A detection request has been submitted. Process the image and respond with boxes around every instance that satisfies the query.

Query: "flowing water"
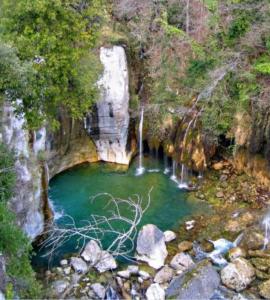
[33,155,209,270]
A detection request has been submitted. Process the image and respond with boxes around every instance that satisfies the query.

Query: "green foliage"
[0,143,41,298]
[0,0,104,129]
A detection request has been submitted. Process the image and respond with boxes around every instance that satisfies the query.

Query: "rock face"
[85,46,132,165]
[166,261,220,300]
[0,102,45,239]
[136,224,168,269]
[221,258,255,292]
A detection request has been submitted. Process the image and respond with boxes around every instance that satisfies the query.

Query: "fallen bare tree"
[40,188,153,262]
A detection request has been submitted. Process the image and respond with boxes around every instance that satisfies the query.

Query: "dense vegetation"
[0,143,41,298]
[0,0,104,129]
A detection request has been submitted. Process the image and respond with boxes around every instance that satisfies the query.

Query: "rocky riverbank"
[43,159,270,300]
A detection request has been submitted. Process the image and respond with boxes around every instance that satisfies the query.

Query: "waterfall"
[179,164,189,189]
[170,160,178,183]
[136,107,145,176]
[164,155,170,174]
[262,212,270,249]
[88,46,131,165]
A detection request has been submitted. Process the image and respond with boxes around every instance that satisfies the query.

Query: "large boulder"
[170,253,194,274]
[166,260,220,300]
[95,251,117,273]
[70,257,88,274]
[81,240,102,265]
[136,224,168,269]
[146,283,165,300]
[221,258,255,292]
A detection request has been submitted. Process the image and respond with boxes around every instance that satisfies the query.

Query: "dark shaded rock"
[166,260,220,300]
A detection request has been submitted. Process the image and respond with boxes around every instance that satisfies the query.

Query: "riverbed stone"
[239,231,265,250]
[136,224,168,269]
[166,260,220,300]
[259,279,270,299]
[70,257,88,274]
[178,241,193,252]
[60,259,68,266]
[91,283,106,299]
[81,240,102,264]
[63,266,71,275]
[52,280,69,295]
[146,283,165,300]
[117,270,130,279]
[95,251,117,273]
[154,265,174,284]
[164,230,176,242]
[221,258,255,292]
[170,252,194,274]
[138,270,151,280]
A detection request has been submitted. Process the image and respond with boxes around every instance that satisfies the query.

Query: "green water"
[33,156,208,269]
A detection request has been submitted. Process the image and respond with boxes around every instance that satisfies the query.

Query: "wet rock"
[259,279,270,299]
[221,258,255,292]
[178,241,193,252]
[228,247,246,261]
[146,283,165,300]
[117,270,130,279]
[70,257,88,274]
[154,265,174,284]
[81,240,102,264]
[240,231,264,250]
[250,257,270,271]
[225,212,255,233]
[170,253,194,274]
[200,240,214,252]
[52,280,69,295]
[166,260,220,300]
[164,231,176,242]
[92,283,106,299]
[136,224,168,269]
[95,251,117,273]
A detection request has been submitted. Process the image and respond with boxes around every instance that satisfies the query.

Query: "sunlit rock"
[95,251,117,273]
[164,230,176,242]
[146,283,165,300]
[70,257,88,274]
[136,224,168,269]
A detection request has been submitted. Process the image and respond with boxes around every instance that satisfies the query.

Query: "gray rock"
[92,283,106,299]
[117,270,130,279]
[81,240,102,264]
[136,224,168,269]
[221,258,255,292]
[170,253,194,274]
[154,265,174,284]
[63,266,71,275]
[138,270,151,280]
[70,257,88,274]
[52,280,69,295]
[166,260,220,300]
[164,231,176,242]
[146,283,165,300]
[95,251,117,273]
